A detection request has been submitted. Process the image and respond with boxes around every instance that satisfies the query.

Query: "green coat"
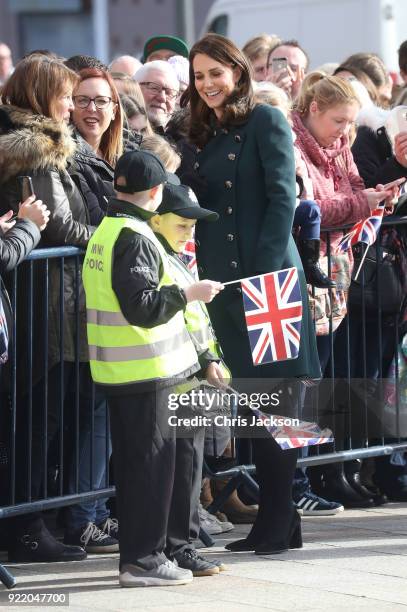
[194,104,321,382]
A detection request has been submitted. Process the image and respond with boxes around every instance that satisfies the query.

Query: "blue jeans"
[294,200,321,241]
[65,392,112,531]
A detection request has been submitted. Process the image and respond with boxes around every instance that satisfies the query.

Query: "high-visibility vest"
[167,252,231,382]
[82,215,198,386]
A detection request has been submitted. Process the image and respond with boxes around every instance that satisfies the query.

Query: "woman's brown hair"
[333,63,378,103]
[1,54,78,119]
[75,67,123,166]
[188,33,255,148]
[341,53,388,90]
[110,72,145,107]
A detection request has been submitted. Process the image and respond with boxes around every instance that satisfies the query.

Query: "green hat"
[143,35,189,62]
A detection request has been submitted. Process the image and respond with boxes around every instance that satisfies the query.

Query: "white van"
[201,0,407,72]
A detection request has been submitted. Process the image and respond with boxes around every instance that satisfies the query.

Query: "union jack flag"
[336,205,385,253]
[241,268,303,365]
[250,407,333,450]
[179,238,198,279]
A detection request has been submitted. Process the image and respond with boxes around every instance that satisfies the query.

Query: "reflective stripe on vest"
[82,216,198,386]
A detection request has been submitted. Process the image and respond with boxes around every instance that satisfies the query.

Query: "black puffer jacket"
[352,108,407,188]
[69,131,114,225]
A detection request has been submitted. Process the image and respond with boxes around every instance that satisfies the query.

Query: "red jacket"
[292,112,370,254]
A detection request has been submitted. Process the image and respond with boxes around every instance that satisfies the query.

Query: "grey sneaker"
[199,504,234,534]
[119,559,193,587]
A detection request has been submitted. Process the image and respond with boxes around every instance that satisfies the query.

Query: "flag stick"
[222,278,245,286]
[353,243,369,281]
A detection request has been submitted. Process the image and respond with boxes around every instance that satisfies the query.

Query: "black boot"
[255,509,302,555]
[345,460,388,506]
[298,239,336,288]
[8,518,87,563]
[310,462,375,508]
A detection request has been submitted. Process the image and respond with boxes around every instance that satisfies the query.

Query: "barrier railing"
[1,217,407,586]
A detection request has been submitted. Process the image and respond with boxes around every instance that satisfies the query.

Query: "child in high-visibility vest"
[150,183,234,565]
[82,150,225,588]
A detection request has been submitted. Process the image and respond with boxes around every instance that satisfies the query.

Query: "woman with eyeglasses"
[61,68,125,554]
[70,67,123,224]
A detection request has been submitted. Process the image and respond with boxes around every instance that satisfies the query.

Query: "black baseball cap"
[158,184,219,221]
[114,150,179,194]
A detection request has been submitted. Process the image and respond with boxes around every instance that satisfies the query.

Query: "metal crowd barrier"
[1,216,407,587]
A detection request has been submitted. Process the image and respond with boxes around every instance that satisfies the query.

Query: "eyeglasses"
[139,82,178,100]
[73,95,113,109]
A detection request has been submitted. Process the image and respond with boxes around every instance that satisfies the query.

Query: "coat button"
[193,161,200,170]
[213,129,217,136]
[227,234,234,241]
[225,180,232,188]
[228,153,236,161]
[222,128,229,134]
[226,206,233,215]
[236,287,242,294]
[230,261,238,269]
[235,134,241,142]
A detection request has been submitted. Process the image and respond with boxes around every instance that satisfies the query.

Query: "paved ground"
[1,503,407,611]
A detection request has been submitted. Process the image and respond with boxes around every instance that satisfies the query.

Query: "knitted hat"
[168,55,189,86]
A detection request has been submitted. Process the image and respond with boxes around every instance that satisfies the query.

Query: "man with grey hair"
[109,54,142,78]
[0,42,13,86]
[134,60,179,130]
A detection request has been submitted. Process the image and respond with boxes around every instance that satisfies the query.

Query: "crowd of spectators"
[1,28,407,586]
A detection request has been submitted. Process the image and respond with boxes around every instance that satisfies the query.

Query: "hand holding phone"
[382,177,406,190]
[18,196,50,231]
[271,57,288,73]
[18,176,35,202]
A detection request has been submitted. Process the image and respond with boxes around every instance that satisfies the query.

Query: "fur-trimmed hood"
[357,105,389,132]
[0,105,76,184]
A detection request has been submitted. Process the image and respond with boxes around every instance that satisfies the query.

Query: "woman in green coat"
[188,34,320,554]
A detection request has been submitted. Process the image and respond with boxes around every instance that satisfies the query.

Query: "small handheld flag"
[249,406,333,450]
[241,268,303,365]
[336,205,385,254]
[180,238,198,279]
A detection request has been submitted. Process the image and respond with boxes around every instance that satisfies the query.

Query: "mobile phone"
[382,177,406,190]
[396,107,407,133]
[271,57,288,73]
[17,176,35,202]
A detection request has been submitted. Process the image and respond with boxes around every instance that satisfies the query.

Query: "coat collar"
[0,105,75,184]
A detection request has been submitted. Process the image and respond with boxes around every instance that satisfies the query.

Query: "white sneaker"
[119,559,193,587]
[199,504,234,534]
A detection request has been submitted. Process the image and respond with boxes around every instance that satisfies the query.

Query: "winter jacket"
[69,130,114,225]
[0,105,94,387]
[0,219,41,387]
[352,106,407,188]
[193,104,321,384]
[292,112,370,255]
[102,197,199,395]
